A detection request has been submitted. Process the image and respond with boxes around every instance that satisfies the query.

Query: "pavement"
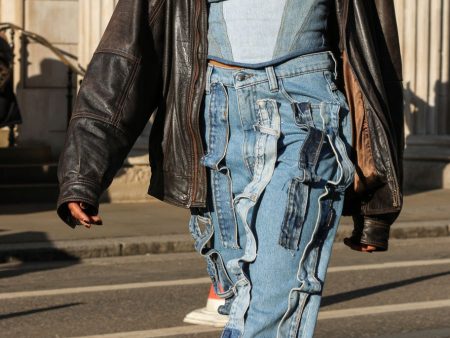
[0,189,448,261]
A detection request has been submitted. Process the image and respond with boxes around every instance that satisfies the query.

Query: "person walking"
[56,1,404,337]
[0,32,22,129]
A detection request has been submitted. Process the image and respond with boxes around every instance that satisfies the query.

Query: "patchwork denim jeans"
[188,51,354,338]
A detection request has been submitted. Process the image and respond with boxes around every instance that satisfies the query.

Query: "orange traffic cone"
[183,284,229,327]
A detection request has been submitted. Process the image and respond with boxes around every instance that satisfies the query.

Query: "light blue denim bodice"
[207,0,331,68]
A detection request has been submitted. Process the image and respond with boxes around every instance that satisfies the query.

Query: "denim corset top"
[207,0,331,68]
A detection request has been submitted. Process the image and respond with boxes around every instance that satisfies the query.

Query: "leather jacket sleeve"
[339,0,404,251]
[56,0,162,227]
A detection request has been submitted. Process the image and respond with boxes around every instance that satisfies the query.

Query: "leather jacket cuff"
[349,214,395,251]
[56,181,101,228]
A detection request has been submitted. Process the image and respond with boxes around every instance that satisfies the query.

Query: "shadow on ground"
[0,303,84,320]
[0,203,57,215]
[321,270,450,308]
[0,231,80,278]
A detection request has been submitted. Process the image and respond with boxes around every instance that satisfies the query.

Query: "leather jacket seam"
[361,206,402,215]
[58,196,97,204]
[70,113,128,135]
[162,170,193,178]
[112,56,141,128]
[94,48,140,62]
[149,0,166,26]
[163,195,190,209]
[365,107,401,209]
[60,178,100,189]
[361,104,381,179]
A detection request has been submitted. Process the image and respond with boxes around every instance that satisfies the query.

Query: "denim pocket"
[323,70,350,111]
[188,212,214,254]
[188,211,235,298]
[279,70,336,106]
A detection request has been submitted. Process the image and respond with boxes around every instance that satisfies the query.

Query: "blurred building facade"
[0,0,151,203]
[0,0,449,200]
[394,0,450,191]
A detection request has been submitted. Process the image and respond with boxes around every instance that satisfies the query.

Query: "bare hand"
[67,202,103,229]
[343,237,377,253]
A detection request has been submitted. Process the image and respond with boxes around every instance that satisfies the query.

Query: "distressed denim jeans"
[188,51,354,338]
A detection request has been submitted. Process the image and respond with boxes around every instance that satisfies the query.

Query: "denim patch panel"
[207,0,331,67]
[205,250,235,298]
[221,328,242,338]
[201,81,240,249]
[188,213,235,298]
[201,82,229,170]
[212,168,240,249]
[224,98,281,334]
[279,178,309,250]
[188,212,214,254]
[292,100,341,134]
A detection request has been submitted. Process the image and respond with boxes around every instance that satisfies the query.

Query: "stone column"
[394,0,450,190]
[0,0,23,26]
[78,0,119,69]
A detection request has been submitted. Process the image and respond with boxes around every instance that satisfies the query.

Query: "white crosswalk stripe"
[1,258,449,300]
[327,258,450,272]
[68,299,450,338]
[69,325,223,338]
[0,277,211,300]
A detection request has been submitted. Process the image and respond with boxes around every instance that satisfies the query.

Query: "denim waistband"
[205,51,338,91]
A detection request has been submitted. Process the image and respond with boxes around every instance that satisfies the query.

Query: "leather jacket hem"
[349,213,399,251]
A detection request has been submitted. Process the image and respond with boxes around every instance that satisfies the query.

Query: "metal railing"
[0,22,86,147]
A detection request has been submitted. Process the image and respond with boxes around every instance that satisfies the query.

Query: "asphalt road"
[0,237,449,338]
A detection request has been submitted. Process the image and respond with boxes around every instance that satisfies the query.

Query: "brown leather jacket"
[57,0,404,251]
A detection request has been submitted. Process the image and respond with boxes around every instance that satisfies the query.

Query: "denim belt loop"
[265,66,279,93]
[327,51,338,80]
[205,64,214,94]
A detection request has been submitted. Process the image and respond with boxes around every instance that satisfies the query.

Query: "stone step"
[0,183,59,204]
[0,163,58,184]
[0,146,53,164]
[0,128,10,147]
